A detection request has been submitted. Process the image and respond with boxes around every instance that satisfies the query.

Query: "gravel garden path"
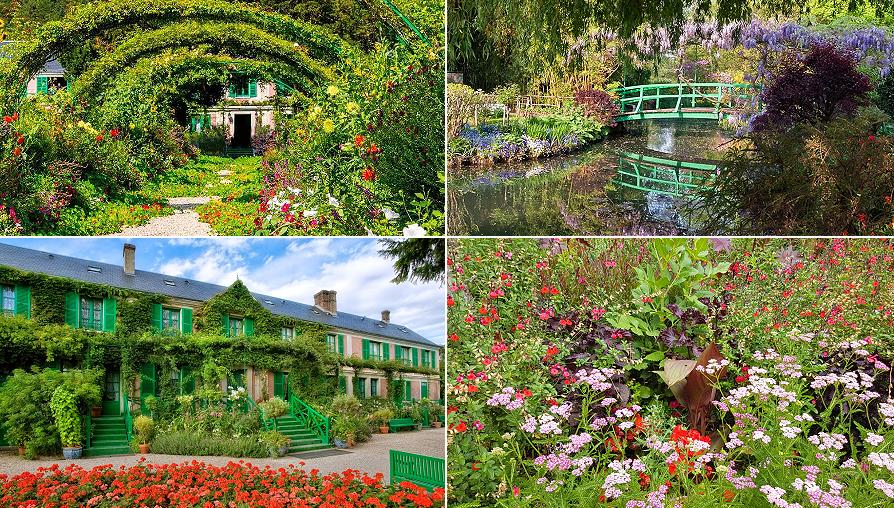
[109,197,215,237]
[0,428,445,482]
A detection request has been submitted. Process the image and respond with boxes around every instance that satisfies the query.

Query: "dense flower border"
[0,460,444,508]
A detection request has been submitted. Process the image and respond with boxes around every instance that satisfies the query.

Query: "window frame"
[369,340,383,360]
[80,296,104,331]
[229,317,244,337]
[161,307,180,332]
[281,327,294,340]
[1,286,14,316]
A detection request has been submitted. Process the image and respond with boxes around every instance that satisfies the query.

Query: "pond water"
[447,120,735,236]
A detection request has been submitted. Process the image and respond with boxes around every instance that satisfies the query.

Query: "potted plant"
[134,415,155,454]
[258,396,289,430]
[259,430,290,457]
[369,408,394,434]
[50,386,83,459]
[331,418,354,449]
[91,406,102,418]
[430,403,444,428]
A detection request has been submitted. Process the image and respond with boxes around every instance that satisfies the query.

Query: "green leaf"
[644,350,665,362]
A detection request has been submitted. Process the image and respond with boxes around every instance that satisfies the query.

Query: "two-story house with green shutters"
[0,242,442,424]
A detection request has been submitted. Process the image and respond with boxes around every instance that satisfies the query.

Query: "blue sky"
[0,238,445,343]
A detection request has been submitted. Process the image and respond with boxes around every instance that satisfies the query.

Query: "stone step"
[287,442,331,453]
[83,445,132,457]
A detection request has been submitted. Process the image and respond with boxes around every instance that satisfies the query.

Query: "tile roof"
[0,242,438,348]
[0,41,65,75]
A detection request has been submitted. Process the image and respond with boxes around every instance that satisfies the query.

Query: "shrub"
[49,386,81,448]
[752,43,872,131]
[573,88,620,126]
[258,429,289,457]
[329,394,363,419]
[446,83,483,139]
[133,415,155,445]
[702,106,894,234]
[190,125,227,155]
[150,431,268,457]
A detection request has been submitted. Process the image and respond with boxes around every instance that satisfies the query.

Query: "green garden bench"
[389,450,445,491]
[388,418,417,432]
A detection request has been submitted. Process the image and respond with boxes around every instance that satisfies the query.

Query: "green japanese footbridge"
[613,82,759,123]
[0,0,431,109]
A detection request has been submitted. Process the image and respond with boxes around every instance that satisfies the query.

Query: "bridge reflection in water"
[613,151,718,197]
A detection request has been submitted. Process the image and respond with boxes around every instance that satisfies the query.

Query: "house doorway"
[232,114,252,148]
[273,371,289,400]
[102,367,121,416]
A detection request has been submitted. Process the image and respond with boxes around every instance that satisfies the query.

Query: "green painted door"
[102,368,121,416]
[273,371,289,400]
[421,382,429,399]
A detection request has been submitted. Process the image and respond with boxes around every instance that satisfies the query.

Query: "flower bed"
[0,460,445,507]
[448,112,609,166]
[447,238,894,506]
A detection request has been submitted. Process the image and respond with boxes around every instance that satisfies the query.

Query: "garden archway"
[0,0,355,107]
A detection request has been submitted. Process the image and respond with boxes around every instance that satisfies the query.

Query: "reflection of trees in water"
[449,121,733,235]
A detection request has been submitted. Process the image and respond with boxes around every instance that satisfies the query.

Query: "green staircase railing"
[614,151,717,197]
[123,393,133,442]
[247,396,275,431]
[390,450,445,491]
[613,82,757,122]
[289,395,330,446]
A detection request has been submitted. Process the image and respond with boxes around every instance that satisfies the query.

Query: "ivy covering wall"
[0,266,441,400]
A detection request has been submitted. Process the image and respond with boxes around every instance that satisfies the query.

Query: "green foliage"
[369,406,395,426]
[258,396,288,421]
[258,42,444,236]
[150,430,268,457]
[329,393,364,418]
[378,238,445,284]
[702,106,894,234]
[134,415,155,445]
[446,83,483,139]
[49,385,81,447]
[258,429,289,456]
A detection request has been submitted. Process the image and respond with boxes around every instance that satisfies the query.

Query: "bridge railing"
[614,83,757,117]
[614,151,717,197]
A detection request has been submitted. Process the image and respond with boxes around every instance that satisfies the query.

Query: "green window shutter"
[362,338,370,360]
[140,363,156,400]
[412,348,419,367]
[151,303,163,331]
[244,318,254,336]
[64,292,79,328]
[180,308,193,334]
[228,83,235,97]
[405,381,412,401]
[382,343,390,361]
[338,375,346,393]
[395,346,403,361]
[14,286,30,318]
[203,115,210,129]
[180,367,194,394]
[222,315,230,337]
[248,80,258,98]
[421,382,429,399]
[36,76,48,94]
[102,297,117,332]
[337,334,344,356]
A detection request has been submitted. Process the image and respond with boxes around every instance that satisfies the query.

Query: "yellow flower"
[345,102,360,115]
[322,119,335,133]
[326,85,340,96]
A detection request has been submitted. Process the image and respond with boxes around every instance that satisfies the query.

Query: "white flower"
[402,223,427,237]
[328,194,340,207]
[382,208,399,220]
[304,210,318,217]
[867,433,885,447]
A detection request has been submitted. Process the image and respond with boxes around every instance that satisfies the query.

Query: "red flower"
[110,128,120,138]
[367,143,380,154]
[454,421,467,432]
[16,136,24,145]
[12,147,20,157]
[96,134,104,142]
[362,167,376,181]
[354,134,365,146]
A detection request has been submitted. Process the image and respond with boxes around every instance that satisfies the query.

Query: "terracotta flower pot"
[432,421,442,428]
[139,444,150,454]
[91,407,102,418]
[17,446,25,456]
[379,425,389,434]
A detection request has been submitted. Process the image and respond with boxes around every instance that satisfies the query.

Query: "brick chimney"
[381,310,390,323]
[314,290,337,315]
[123,243,136,276]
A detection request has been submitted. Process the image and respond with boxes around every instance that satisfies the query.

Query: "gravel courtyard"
[0,428,445,482]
